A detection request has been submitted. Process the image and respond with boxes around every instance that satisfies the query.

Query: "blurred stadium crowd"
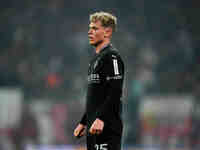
[0,0,200,150]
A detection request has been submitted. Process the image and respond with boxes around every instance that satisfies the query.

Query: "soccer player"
[74,11,125,150]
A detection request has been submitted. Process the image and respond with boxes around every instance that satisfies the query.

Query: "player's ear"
[104,27,112,38]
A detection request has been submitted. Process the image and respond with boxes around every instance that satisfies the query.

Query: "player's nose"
[88,28,93,35]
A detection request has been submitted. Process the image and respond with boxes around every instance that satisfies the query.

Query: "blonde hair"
[90,11,117,32]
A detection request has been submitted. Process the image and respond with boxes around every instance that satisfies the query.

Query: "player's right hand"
[74,123,86,138]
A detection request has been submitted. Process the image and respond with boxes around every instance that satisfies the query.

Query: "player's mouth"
[88,36,93,39]
[89,37,94,42]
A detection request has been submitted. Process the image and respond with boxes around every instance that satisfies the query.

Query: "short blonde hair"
[90,11,117,32]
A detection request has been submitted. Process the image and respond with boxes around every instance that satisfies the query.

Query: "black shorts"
[86,127,122,150]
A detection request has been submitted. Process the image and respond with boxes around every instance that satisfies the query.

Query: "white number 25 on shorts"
[95,144,108,150]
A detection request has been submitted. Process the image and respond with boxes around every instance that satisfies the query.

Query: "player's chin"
[89,40,97,45]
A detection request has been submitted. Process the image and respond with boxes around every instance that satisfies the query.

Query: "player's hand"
[89,118,104,135]
[74,123,86,138]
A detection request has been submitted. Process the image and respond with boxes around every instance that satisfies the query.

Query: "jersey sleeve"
[96,53,124,122]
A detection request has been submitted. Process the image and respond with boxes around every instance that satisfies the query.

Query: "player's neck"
[95,39,110,54]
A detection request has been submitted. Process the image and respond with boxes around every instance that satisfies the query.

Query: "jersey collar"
[96,43,112,55]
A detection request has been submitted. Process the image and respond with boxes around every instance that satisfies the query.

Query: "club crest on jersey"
[112,54,117,58]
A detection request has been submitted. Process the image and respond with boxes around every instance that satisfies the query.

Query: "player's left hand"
[89,118,104,135]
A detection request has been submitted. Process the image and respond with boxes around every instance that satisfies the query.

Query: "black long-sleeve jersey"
[80,44,125,135]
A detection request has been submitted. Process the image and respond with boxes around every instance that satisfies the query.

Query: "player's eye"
[89,26,99,33]
[92,27,98,31]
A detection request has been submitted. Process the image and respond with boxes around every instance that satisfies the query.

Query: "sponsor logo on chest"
[88,73,100,83]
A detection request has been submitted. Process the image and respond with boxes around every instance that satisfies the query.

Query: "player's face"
[88,21,106,46]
